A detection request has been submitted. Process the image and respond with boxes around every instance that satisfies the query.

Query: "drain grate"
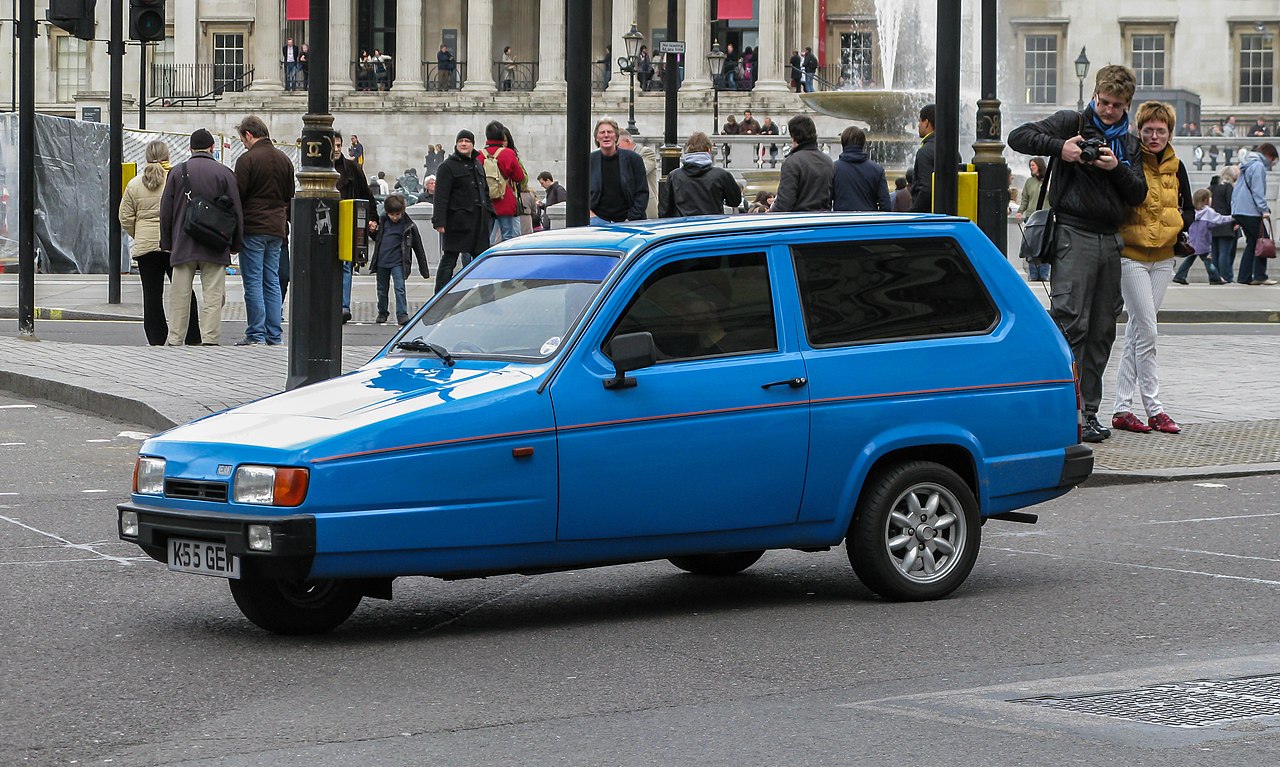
[1092,419,1280,472]
[1016,674,1280,728]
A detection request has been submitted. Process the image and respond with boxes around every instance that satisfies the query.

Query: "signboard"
[658,41,685,54]
[81,107,101,122]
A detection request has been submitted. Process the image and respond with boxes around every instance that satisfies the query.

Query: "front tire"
[848,461,980,601]
[669,550,764,576]
[228,578,364,635]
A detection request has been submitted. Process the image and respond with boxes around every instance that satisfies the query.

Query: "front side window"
[401,254,618,360]
[608,253,777,363]
[793,238,998,347]
[1024,34,1058,105]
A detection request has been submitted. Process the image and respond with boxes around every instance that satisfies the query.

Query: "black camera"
[1078,137,1107,163]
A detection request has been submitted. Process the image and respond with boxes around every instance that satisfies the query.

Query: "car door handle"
[761,377,808,390]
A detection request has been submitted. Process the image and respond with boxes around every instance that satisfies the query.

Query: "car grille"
[165,479,229,503]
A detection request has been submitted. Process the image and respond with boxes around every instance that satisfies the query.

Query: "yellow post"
[337,198,354,262]
[121,162,137,195]
[933,164,979,223]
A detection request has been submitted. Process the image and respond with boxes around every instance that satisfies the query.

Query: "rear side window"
[792,237,998,347]
[608,252,777,362]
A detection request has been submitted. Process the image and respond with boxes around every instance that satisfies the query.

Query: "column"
[536,0,566,91]
[395,0,426,91]
[175,0,197,68]
[606,0,636,94]
[682,0,710,91]
[754,0,788,91]
[466,0,496,91]
[330,0,354,91]
[250,0,283,90]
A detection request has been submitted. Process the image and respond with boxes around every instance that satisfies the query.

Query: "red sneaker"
[1148,413,1182,434]
[1112,412,1153,433]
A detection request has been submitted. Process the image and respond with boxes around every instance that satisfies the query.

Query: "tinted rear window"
[793,237,998,347]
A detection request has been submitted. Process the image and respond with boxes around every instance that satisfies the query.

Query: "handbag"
[1258,220,1277,259]
[1018,157,1056,263]
[1173,232,1195,256]
[180,161,238,251]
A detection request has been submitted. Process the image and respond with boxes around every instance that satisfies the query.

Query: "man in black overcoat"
[431,129,494,293]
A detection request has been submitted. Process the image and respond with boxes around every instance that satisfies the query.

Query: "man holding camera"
[1008,65,1148,443]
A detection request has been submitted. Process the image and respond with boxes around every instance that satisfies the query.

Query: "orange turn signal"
[272,468,310,507]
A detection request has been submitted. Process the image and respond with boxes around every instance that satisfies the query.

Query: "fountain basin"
[800,90,931,134]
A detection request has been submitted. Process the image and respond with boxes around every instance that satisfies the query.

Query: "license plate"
[168,537,241,579]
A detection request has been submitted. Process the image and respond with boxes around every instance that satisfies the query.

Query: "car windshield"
[397,253,619,360]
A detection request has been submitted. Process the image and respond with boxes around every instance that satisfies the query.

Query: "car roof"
[486,212,969,258]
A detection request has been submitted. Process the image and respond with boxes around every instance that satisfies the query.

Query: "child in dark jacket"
[368,194,430,324]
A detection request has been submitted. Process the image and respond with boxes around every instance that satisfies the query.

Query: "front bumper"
[1059,443,1094,488]
[118,502,317,580]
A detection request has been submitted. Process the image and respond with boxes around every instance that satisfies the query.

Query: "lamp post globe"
[706,40,725,134]
[1074,46,1090,111]
[621,22,643,135]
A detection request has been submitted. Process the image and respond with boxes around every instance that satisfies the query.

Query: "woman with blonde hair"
[119,140,199,345]
[1111,101,1193,435]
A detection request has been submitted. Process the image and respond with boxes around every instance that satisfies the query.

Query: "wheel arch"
[838,431,986,536]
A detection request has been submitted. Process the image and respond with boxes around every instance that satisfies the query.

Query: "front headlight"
[134,457,166,495]
[233,465,309,506]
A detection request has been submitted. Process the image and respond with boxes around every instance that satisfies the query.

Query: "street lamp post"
[706,41,725,135]
[1075,47,1090,111]
[971,0,1008,251]
[617,22,644,136]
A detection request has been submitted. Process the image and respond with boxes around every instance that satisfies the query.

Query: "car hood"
[141,359,548,459]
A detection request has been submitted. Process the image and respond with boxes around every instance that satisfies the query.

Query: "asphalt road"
[2,393,1279,766]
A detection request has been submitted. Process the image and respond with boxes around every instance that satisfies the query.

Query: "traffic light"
[47,0,97,41]
[129,0,165,43]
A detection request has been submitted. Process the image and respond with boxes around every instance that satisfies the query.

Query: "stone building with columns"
[2,1,1276,177]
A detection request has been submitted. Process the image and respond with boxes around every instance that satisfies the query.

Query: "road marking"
[0,442,25,447]
[0,404,37,409]
[994,547,1280,587]
[0,515,135,565]
[1193,482,1229,488]
[81,489,109,493]
[1159,547,1280,564]
[1147,512,1280,525]
[0,556,152,567]
[86,439,112,443]
[118,431,150,440]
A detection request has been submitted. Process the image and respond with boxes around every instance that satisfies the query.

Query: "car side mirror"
[604,332,657,390]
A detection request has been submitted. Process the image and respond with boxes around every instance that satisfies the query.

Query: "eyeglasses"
[1139,127,1169,137]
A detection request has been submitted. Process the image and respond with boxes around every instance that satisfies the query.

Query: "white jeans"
[1112,257,1173,417]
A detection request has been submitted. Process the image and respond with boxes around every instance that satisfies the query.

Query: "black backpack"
[180,160,237,250]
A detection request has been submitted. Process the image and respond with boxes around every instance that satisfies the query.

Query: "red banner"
[286,0,308,21]
[718,0,753,21]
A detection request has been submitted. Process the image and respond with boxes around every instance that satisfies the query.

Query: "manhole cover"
[1016,674,1280,728]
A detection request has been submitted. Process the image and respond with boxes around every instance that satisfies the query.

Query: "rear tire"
[848,461,980,601]
[669,550,764,576]
[228,578,364,635]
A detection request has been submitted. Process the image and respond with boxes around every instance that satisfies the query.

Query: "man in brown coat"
[160,128,244,346]
[233,115,295,345]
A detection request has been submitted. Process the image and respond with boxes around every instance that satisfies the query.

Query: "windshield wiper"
[395,338,455,366]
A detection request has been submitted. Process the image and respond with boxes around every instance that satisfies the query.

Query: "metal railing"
[423,61,466,91]
[352,58,394,91]
[592,62,609,91]
[495,60,538,91]
[147,64,254,106]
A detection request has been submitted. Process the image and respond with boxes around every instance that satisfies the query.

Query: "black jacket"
[1007,108,1147,233]
[772,143,834,213]
[659,161,742,217]
[1210,180,1236,238]
[589,148,649,221]
[334,155,373,203]
[369,213,430,277]
[432,150,494,254]
[908,133,936,212]
[832,146,891,212]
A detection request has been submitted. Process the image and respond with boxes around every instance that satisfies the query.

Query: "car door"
[550,245,810,541]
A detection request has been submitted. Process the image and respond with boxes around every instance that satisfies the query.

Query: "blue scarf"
[1088,101,1133,166]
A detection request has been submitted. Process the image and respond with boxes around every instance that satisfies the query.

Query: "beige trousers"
[168,262,226,345]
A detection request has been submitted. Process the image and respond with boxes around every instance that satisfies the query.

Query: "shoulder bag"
[1258,220,1277,259]
[1019,156,1057,263]
[181,161,238,250]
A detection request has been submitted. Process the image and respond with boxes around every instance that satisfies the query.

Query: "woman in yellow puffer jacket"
[120,140,198,345]
[1111,101,1193,435]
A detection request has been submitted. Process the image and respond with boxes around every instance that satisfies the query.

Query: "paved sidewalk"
[2,273,1280,485]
